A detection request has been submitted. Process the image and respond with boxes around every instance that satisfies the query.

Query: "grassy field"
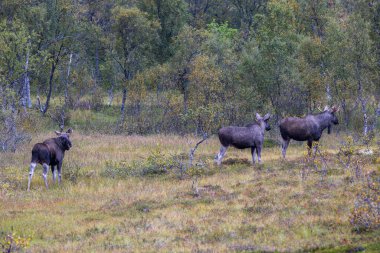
[0,132,379,252]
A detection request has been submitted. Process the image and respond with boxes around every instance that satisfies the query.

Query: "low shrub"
[0,231,31,253]
[350,171,380,232]
[101,149,184,178]
[62,161,82,183]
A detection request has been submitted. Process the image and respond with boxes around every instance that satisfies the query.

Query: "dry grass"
[0,132,379,252]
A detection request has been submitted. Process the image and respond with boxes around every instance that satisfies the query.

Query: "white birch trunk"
[24,46,32,108]
[355,61,369,136]
[65,53,73,106]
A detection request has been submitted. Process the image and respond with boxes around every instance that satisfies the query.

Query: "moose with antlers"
[279,106,339,158]
[27,128,73,191]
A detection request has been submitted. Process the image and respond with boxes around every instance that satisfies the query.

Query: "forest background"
[0,0,380,150]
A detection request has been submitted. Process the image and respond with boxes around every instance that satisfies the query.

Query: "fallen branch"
[188,133,210,168]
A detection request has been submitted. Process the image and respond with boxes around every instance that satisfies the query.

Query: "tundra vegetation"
[1,133,380,252]
[0,0,380,252]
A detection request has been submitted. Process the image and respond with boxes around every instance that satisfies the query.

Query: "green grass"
[0,132,379,252]
[70,108,119,133]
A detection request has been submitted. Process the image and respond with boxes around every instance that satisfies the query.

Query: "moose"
[27,128,73,191]
[279,106,339,158]
[215,113,271,165]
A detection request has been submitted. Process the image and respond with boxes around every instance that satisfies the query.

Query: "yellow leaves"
[338,136,355,156]
[128,73,147,103]
[182,54,226,132]
[0,232,32,251]
[0,182,10,194]
[126,64,171,104]
[188,55,223,105]
[187,165,204,177]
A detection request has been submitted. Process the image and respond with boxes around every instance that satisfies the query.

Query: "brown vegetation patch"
[229,244,277,252]
[99,198,126,213]
[222,157,252,165]
[196,184,237,201]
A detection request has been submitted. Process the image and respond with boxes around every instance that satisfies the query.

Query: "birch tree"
[346,15,377,136]
[111,7,160,131]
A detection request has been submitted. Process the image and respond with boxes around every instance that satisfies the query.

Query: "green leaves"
[0,19,29,85]
[240,0,303,115]
[0,0,379,135]
[112,7,160,79]
[138,0,188,60]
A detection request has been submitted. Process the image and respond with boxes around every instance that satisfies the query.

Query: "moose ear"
[263,113,271,121]
[256,113,262,121]
[55,131,61,136]
[66,128,73,134]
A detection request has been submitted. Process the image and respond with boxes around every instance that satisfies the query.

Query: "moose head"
[256,113,271,131]
[55,128,73,150]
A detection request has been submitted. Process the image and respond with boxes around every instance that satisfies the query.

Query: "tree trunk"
[360,98,368,136]
[58,52,73,129]
[23,46,32,109]
[325,82,331,103]
[183,80,188,114]
[117,69,132,132]
[341,99,350,127]
[355,60,368,136]
[319,62,331,103]
[95,43,101,84]
[117,87,128,132]
[42,62,56,115]
[65,53,73,107]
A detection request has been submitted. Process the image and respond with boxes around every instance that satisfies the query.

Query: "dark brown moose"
[27,128,73,191]
[215,113,271,165]
[279,106,339,158]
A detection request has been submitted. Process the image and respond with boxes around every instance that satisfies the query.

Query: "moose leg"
[42,163,49,189]
[312,140,319,156]
[216,146,228,166]
[282,139,290,159]
[256,145,262,163]
[251,146,256,164]
[307,140,313,156]
[51,165,56,184]
[57,162,62,185]
[27,162,37,191]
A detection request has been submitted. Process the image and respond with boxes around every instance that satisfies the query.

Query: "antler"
[331,105,339,112]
